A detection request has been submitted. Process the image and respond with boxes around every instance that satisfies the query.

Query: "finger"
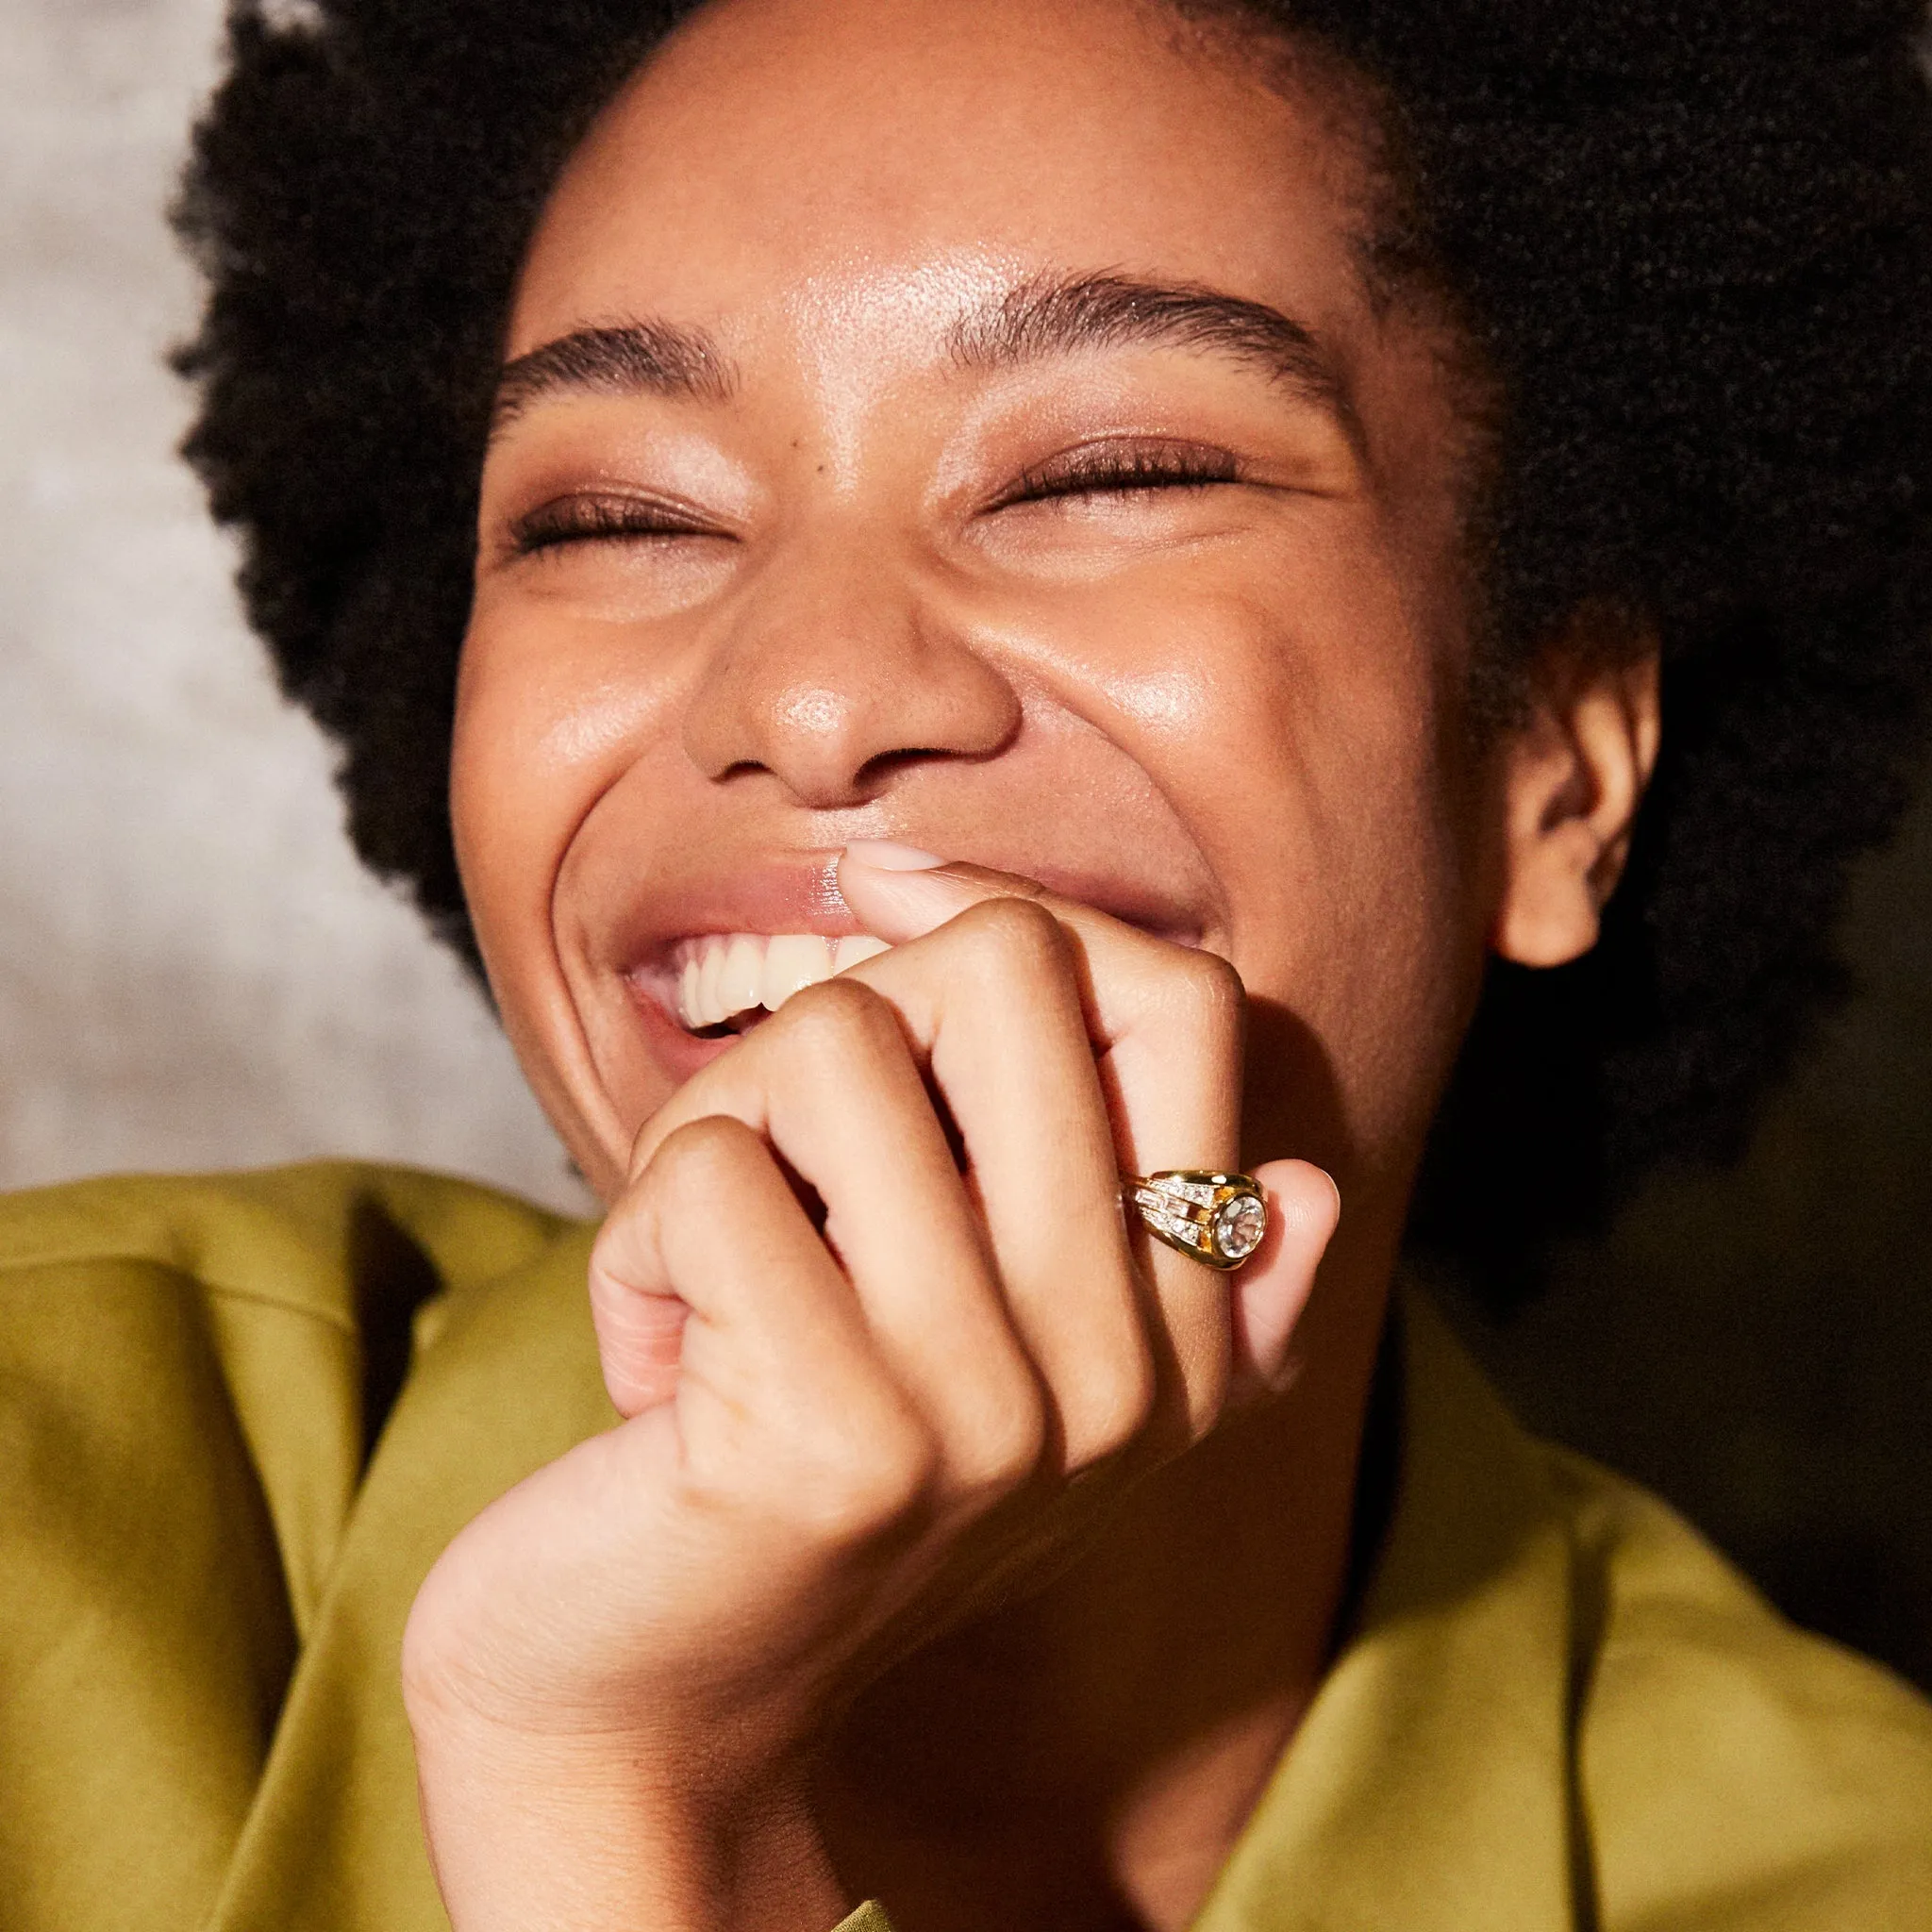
[1225,1159,1341,1399]
[591,1113,866,1419]
[816,897,1165,1468]
[626,983,1049,1501]
[839,845,1248,1436]
[838,850,1243,1174]
[634,924,1159,1475]
[591,1114,943,1551]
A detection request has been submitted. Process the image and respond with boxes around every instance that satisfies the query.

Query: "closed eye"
[989,441,1242,512]
[507,492,724,558]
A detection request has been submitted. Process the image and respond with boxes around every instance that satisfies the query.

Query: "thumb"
[1229,1158,1340,1399]
[587,1191,690,1419]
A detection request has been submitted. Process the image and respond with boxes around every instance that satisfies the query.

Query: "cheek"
[451,614,678,1188]
[450,630,557,995]
[1178,575,1485,1196]
[453,615,664,958]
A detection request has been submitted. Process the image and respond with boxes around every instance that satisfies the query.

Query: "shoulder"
[0,1160,581,1637]
[1545,1442,1932,1930]
[0,1162,589,1929]
[0,1160,577,1586]
[0,1158,578,1600]
[0,1159,569,1324]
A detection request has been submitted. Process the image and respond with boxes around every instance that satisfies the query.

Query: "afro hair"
[171,0,1932,1294]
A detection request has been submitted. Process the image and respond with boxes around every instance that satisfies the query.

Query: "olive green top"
[3,1162,1928,1931]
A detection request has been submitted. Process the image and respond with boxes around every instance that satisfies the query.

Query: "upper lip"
[606,854,859,982]
[604,847,1208,982]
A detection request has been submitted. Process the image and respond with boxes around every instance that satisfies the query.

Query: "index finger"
[836,844,1246,1178]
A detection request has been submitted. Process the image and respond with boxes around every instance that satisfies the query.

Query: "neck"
[816,1237,1397,1932]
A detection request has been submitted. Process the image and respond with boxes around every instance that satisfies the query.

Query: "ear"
[1493,628,1661,968]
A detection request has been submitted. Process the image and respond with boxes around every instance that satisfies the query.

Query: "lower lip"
[624,975,748,1082]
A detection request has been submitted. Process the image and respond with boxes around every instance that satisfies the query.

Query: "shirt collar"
[1194,1290,1581,1929]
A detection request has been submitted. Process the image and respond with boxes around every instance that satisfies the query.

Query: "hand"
[403,855,1340,1932]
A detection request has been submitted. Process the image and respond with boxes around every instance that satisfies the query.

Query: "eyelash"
[508,496,704,557]
[991,444,1242,508]
[506,445,1241,557]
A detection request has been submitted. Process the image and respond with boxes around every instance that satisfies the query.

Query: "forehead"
[508,0,1383,366]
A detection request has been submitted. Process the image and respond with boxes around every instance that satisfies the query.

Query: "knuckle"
[1065,1333,1159,1466]
[798,1403,939,1541]
[952,1385,1049,1498]
[1172,947,1246,1034]
[951,896,1068,977]
[398,1577,466,1716]
[645,1112,761,1196]
[771,973,902,1059]
[399,1539,513,1729]
[1151,942,1243,1051]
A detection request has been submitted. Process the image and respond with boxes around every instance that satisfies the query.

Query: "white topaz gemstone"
[1213,1193,1267,1261]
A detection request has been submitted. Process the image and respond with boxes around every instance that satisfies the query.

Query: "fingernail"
[842,840,945,872]
[837,841,968,943]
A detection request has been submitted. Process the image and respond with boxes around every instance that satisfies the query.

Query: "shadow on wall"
[1442,761,1932,1695]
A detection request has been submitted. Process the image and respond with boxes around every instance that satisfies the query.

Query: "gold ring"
[1123,1171,1268,1273]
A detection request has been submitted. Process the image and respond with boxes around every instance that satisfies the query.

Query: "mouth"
[610,848,1209,1065]
[654,930,895,1035]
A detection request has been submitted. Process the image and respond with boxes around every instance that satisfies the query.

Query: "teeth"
[834,934,891,970]
[673,932,892,1030]
[718,934,763,1018]
[762,934,834,1008]
[698,941,725,1021]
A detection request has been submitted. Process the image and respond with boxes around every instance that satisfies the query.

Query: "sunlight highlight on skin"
[781,254,1021,492]
[1098,665,1215,735]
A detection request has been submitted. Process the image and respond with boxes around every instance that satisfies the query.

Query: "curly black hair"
[171,0,1932,1291]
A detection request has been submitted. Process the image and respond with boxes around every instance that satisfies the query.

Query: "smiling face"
[455,0,1507,1222]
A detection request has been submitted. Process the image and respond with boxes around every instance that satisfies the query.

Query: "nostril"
[854,746,958,791]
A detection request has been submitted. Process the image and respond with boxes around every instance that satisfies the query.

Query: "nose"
[680,541,1021,808]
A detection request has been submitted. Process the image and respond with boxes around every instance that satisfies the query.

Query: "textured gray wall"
[0,0,585,1212]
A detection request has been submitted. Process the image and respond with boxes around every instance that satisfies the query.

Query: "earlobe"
[1491,635,1661,970]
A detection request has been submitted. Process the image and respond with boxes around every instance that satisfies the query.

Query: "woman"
[6,0,1932,1925]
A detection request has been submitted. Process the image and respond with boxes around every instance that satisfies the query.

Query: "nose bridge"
[680,523,1020,806]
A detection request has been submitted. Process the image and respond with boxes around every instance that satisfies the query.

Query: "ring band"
[1123,1171,1268,1273]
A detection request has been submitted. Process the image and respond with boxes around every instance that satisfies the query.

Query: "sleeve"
[0,1253,300,1931]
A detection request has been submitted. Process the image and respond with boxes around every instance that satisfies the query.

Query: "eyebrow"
[491,320,736,435]
[948,271,1357,429]
[491,272,1354,438]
